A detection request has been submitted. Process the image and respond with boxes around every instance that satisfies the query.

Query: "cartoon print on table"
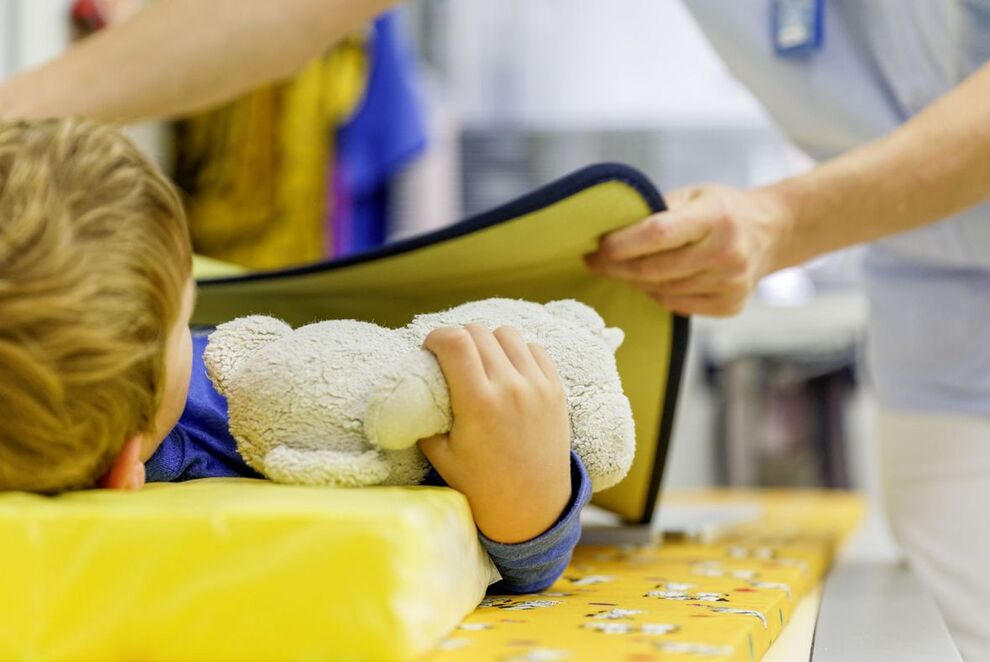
[437,638,472,651]
[727,545,776,560]
[582,622,635,635]
[502,648,571,662]
[655,641,734,657]
[722,546,810,575]
[641,623,679,636]
[565,575,614,586]
[589,545,659,563]
[645,587,729,603]
[692,561,727,578]
[704,605,770,629]
[480,599,562,611]
[751,580,793,599]
[771,558,811,575]
[582,622,679,636]
[586,608,645,620]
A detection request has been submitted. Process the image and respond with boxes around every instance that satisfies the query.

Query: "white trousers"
[877,409,990,662]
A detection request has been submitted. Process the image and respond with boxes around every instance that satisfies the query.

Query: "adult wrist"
[756,177,805,274]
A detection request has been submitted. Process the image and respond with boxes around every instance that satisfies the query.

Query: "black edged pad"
[193,163,689,523]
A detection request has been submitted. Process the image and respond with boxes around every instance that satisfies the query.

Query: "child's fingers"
[423,327,487,401]
[529,343,562,386]
[493,326,543,379]
[463,324,514,380]
[417,433,460,486]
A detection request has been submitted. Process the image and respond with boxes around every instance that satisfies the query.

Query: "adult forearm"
[766,61,990,271]
[0,0,395,123]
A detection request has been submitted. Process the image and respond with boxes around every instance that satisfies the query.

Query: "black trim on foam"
[199,162,690,525]
[640,314,690,524]
[198,163,665,286]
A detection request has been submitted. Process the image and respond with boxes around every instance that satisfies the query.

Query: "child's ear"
[203,316,292,397]
[98,436,146,490]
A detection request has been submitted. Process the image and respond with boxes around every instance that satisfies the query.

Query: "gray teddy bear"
[204,298,635,493]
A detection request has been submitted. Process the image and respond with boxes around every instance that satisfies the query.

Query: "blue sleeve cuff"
[479,451,592,594]
[144,428,185,483]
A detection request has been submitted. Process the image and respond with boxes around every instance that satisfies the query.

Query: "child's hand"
[418,325,572,544]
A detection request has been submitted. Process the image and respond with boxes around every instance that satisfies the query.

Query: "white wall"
[14,0,73,73]
[0,0,165,163]
[439,0,774,129]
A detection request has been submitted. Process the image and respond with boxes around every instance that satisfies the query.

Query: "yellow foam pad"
[0,479,491,661]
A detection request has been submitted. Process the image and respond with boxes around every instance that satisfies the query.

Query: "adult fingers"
[651,291,747,317]
[591,193,713,262]
[586,242,714,285]
[649,270,749,299]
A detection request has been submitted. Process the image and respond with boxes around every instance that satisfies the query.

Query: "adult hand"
[584,184,793,316]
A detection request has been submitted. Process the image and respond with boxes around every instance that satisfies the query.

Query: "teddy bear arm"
[364,350,452,451]
[569,389,637,492]
[261,445,391,487]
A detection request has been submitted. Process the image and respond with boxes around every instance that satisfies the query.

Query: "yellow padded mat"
[427,490,864,662]
[0,479,491,661]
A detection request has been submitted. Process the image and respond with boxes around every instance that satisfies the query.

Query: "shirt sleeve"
[478,452,592,594]
[145,332,262,483]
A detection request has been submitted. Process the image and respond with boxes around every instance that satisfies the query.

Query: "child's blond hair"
[0,119,191,491]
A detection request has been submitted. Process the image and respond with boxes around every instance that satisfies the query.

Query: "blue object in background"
[334,11,428,256]
[772,0,824,57]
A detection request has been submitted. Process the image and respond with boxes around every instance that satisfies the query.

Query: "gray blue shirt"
[685,0,990,414]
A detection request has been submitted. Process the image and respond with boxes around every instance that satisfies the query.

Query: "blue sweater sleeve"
[145,333,261,482]
[478,452,592,594]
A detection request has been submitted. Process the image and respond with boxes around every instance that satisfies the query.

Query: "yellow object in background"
[0,479,491,661]
[173,38,367,270]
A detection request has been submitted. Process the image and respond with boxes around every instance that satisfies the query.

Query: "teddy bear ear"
[545,300,624,353]
[602,327,625,352]
[544,299,607,332]
[203,316,293,396]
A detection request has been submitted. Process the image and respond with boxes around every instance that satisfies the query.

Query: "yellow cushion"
[0,479,491,661]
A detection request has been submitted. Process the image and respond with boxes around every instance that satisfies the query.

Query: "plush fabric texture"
[204,298,635,492]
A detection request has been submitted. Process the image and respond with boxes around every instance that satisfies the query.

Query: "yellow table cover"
[0,479,492,661]
[428,490,864,662]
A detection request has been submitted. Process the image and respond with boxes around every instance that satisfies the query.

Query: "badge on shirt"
[772,0,824,57]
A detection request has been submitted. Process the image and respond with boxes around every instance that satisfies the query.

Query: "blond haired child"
[0,119,590,592]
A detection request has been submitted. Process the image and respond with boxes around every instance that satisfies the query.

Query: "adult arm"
[0,0,396,123]
[586,61,990,316]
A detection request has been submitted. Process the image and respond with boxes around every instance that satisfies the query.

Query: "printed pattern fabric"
[427,491,863,662]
